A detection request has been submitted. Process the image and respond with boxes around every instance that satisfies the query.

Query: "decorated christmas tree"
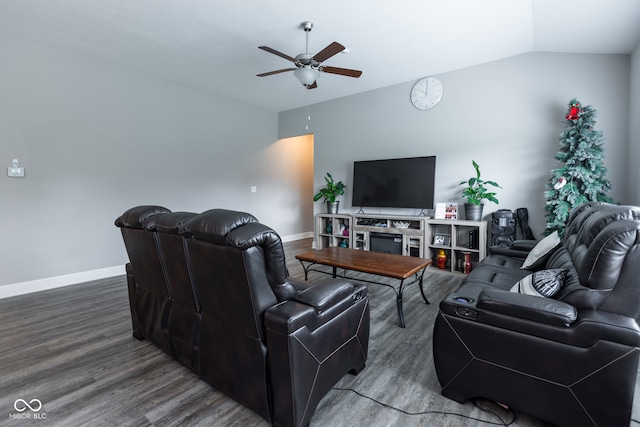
[544,99,614,235]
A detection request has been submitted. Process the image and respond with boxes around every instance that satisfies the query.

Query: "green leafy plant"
[313,173,345,203]
[459,160,501,205]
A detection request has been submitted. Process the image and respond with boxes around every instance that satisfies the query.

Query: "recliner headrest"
[563,202,609,244]
[227,222,281,250]
[180,209,259,243]
[115,205,171,229]
[152,212,198,234]
[564,204,640,291]
[580,206,640,244]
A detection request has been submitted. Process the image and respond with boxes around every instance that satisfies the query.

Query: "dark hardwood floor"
[0,238,637,426]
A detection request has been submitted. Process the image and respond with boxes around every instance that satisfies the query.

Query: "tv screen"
[352,156,436,209]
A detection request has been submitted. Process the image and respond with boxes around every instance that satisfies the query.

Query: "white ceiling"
[1,0,639,112]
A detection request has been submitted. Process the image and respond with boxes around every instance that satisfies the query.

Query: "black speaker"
[491,209,516,247]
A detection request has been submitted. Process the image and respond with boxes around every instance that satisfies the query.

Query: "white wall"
[279,52,631,237]
[0,31,310,288]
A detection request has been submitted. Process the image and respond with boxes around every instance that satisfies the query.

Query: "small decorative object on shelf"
[326,222,332,234]
[463,251,472,274]
[434,234,451,246]
[393,221,411,229]
[435,203,458,220]
[339,239,348,248]
[437,249,448,270]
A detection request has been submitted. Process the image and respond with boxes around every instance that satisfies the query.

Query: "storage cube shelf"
[425,219,487,274]
[315,214,352,249]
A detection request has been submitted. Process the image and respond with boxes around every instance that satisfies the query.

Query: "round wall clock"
[410,77,443,110]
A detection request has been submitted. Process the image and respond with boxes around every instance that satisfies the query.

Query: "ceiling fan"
[257,21,362,89]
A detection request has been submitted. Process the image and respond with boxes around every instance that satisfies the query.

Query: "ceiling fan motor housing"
[295,53,317,68]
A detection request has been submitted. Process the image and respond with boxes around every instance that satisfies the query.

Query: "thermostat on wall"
[8,159,25,177]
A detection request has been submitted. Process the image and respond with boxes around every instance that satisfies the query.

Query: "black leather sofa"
[115,206,370,427]
[433,202,640,427]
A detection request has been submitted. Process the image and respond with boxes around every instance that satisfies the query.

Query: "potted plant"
[313,172,346,214]
[459,160,501,221]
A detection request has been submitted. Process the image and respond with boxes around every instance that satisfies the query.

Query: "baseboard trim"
[281,231,313,242]
[0,265,126,300]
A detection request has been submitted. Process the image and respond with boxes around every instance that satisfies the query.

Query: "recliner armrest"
[478,288,577,327]
[265,279,367,333]
[488,239,538,258]
[511,239,538,252]
[270,276,314,302]
[295,280,356,312]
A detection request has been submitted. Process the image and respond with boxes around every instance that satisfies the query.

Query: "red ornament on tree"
[566,101,580,120]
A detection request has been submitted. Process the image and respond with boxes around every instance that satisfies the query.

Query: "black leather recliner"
[116,206,370,427]
[433,202,640,427]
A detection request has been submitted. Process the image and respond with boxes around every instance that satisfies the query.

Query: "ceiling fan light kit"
[257,21,362,89]
[294,67,320,86]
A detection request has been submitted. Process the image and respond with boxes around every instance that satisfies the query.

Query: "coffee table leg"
[396,279,406,328]
[417,267,430,305]
[298,259,310,280]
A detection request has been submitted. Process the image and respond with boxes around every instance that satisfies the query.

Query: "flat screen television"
[352,156,436,209]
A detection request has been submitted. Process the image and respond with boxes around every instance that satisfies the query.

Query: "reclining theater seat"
[153,211,200,371]
[116,206,370,427]
[432,202,640,427]
[114,205,173,350]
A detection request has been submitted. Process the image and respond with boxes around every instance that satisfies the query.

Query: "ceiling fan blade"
[307,81,318,90]
[321,66,362,78]
[258,46,296,63]
[257,68,296,77]
[312,42,345,63]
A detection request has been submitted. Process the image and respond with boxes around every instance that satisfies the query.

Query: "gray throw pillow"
[521,231,561,270]
[510,268,567,298]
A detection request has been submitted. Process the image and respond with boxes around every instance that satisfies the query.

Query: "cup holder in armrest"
[452,296,474,304]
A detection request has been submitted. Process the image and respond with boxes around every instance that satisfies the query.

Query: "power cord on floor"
[333,386,517,426]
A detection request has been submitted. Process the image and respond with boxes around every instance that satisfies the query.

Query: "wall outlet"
[8,166,25,177]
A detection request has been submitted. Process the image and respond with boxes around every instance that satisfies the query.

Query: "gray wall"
[0,31,310,287]
[630,41,640,204]
[2,30,635,290]
[280,52,632,237]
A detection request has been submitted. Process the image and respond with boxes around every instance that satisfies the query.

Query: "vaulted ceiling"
[1,0,639,112]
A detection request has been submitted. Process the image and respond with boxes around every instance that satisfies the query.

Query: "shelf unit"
[314,214,487,269]
[314,214,352,249]
[425,219,487,274]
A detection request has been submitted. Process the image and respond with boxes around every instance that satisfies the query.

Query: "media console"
[314,213,487,274]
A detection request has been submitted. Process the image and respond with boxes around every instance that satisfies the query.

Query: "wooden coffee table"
[296,247,432,328]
